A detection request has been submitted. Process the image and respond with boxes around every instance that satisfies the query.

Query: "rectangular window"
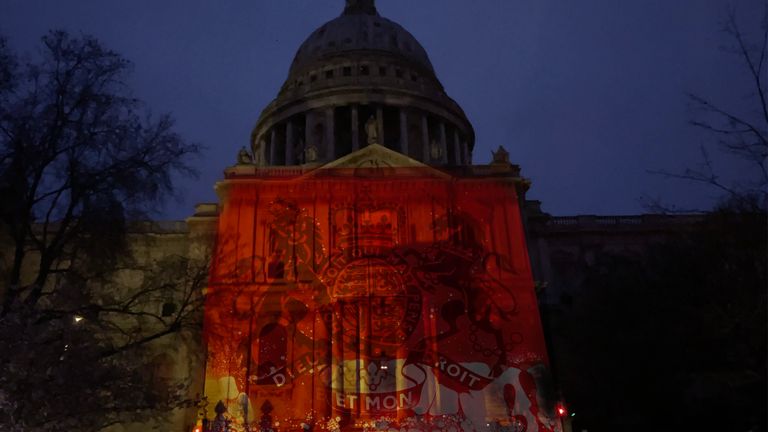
[343,66,352,77]
[360,65,370,76]
[379,66,387,76]
[325,69,334,79]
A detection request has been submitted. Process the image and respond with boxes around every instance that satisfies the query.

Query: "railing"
[544,214,703,229]
[127,220,189,233]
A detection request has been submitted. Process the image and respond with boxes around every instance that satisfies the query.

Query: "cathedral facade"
[195,1,560,431]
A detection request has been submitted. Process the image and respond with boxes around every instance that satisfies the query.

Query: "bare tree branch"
[0,31,202,432]
[654,5,768,210]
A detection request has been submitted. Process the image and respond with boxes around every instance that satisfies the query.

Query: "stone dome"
[252,0,474,168]
[288,12,435,80]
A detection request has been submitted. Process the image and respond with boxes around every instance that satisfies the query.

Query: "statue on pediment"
[237,146,253,165]
[305,144,319,163]
[365,115,379,145]
[491,145,510,164]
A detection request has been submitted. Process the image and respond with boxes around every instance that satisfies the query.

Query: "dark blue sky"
[2,0,764,218]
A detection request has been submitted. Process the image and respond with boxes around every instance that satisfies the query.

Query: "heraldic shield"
[200,157,561,432]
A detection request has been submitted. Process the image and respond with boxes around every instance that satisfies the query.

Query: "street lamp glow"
[73,315,84,323]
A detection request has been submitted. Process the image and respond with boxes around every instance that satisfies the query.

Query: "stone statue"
[365,115,378,145]
[491,145,510,164]
[237,146,253,165]
[430,139,442,161]
[305,144,319,163]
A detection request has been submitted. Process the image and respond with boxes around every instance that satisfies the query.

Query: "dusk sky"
[2,0,764,219]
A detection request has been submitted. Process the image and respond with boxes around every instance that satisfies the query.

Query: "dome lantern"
[343,0,378,16]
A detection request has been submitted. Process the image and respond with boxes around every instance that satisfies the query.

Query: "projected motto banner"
[201,166,559,432]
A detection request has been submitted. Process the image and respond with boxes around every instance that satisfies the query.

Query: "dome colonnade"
[251,0,475,167]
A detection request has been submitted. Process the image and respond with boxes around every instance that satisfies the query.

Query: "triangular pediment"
[307,144,451,178]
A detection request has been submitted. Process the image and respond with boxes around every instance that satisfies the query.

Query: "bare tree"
[0,37,15,95]
[0,31,204,431]
[652,3,768,209]
[0,31,199,311]
[0,254,207,431]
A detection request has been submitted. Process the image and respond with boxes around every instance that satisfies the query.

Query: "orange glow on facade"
[201,166,558,431]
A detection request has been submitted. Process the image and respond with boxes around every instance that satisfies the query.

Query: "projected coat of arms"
[201,150,560,432]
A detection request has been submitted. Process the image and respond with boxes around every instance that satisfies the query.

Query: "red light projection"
[201,167,559,431]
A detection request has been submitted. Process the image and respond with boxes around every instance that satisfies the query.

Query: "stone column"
[399,108,409,156]
[421,114,429,162]
[351,104,359,151]
[325,107,335,160]
[376,106,384,146]
[269,128,277,166]
[285,120,294,165]
[439,122,448,164]
[463,141,471,164]
[454,130,461,165]
[252,134,263,166]
[305,111,313,150]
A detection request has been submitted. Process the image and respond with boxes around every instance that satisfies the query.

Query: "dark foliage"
[553,6,768,430]
[549,201,766,432]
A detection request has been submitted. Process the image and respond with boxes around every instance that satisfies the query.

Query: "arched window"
[267,249,285,280]
[256,323,288,385]
[149,353,175,396]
